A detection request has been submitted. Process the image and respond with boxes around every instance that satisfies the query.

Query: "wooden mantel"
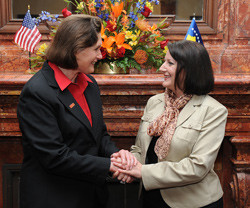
[0,73,249,136]
[0,72,249,208]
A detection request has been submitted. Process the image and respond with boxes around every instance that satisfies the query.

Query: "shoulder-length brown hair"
[46,14,102,69]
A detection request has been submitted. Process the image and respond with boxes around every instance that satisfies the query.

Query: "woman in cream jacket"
[115,40,228,208]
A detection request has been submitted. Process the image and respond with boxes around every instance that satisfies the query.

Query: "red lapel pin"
[69,103,75,108]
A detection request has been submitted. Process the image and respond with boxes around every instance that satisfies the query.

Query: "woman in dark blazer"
[17,14,135,208]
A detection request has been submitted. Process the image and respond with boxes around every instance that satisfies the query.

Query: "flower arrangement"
[32,0,171,72]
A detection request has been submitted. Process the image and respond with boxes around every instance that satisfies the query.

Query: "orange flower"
[102,36,116,53]
[150,24,158,32]
[121,15,129,27]
[101,2,109,11]
[134,50,148,64]
[111,2,124,18]
[88,2,97,13]
[115,32,132,50]
[135,19,151,31]
[101,32,132,54]
[101,25,107,39]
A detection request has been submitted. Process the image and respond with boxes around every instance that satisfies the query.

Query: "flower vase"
[94,62,128,74]
[129,65,160,74]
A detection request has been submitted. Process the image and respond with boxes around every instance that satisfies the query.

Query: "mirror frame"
[0,0,217,35]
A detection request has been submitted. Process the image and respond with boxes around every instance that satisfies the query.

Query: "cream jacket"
[131,93,228,208]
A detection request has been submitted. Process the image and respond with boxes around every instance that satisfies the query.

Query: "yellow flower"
[131,34,137,41]
[36,43,48,55]
[125,29,140,46]
[146,2,153,12]
[125,30,133,39]
[135,30,141,37]
[163,46,168,54]
[129,40,138,46]
[77,2,84,10]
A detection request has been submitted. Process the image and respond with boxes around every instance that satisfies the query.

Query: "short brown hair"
[168,40,214,95]
[46,14,102,69]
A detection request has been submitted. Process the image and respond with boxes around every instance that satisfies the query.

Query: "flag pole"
[28,5,32,71]
[29,52,32,70]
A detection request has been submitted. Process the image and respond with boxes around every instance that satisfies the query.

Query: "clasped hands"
[110,149,142,183]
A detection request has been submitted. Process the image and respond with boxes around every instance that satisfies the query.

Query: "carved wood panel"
[0,73,249,208]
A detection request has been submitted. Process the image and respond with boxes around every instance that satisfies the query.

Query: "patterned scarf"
[147,89,192,160]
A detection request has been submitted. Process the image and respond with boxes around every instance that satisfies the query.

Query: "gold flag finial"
[28,5,30,10]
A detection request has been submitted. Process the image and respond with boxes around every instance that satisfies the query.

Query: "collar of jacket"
[157,93,206,127]
[40,61,98,141]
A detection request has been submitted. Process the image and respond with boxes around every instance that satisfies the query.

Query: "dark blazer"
[17,61,119,208]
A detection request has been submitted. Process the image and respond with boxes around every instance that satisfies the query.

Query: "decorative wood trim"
[0,73,249,98]
[0,73,249,90]
[229,136,250,207]
[230,136,250,171]
[0,0,217,35]
[2,164,22,208]
[0,0,51,34]
[152,0,218,35]
[230,141,250,207]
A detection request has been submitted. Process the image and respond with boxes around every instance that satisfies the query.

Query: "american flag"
[14,10,41,53]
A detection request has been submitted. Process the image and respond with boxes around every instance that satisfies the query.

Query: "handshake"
[109,149,142,183]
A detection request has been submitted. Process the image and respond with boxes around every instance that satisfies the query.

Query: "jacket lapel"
[41,61,94,137]
[176,95,205,127]
[57,89,93,131]
[84,82,99,138]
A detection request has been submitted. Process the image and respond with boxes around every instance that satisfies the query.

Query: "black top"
[142,136,170,208]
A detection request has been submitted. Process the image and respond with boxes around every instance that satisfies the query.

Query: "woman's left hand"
[112,171,135,183]
[111,149,137,170]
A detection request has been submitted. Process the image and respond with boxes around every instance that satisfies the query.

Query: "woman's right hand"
[111,149,138,170]
[116,161,142,179]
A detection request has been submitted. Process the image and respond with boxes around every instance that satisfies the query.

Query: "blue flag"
[185,18,203,46]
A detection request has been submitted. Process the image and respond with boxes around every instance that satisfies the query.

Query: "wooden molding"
[1,0,217,35]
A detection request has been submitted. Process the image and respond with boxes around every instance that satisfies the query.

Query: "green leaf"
[156,36,165,41]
